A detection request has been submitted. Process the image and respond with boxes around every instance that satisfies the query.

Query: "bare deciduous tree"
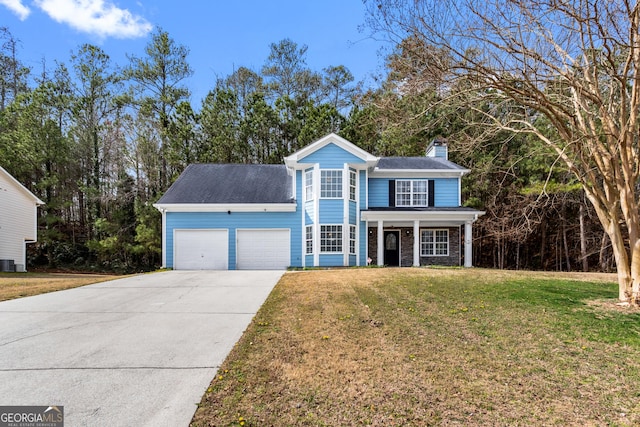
[366,0,640,306]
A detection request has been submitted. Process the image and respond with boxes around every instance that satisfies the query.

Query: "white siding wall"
[0,171,39,266]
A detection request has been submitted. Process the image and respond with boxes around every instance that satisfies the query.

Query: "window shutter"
[428,180,435,207]
[389,180,396,207]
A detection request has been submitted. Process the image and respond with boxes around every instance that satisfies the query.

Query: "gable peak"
[284,133,378,169]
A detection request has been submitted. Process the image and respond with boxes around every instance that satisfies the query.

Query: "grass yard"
[191,268,640,426]
[0,272,117,301]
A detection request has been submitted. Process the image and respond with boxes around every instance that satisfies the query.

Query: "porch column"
[413,220,420,267]
[464,220,473,267]
[377,221,384,266]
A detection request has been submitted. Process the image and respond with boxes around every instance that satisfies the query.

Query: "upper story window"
[349,170,357,202]
[321,170,342,198]
[396,180,428,207]
[305,170,313,201]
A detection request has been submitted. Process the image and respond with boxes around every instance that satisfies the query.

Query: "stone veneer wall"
[367,226,461,267]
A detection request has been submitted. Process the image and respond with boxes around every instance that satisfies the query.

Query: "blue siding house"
[154,134,484,270]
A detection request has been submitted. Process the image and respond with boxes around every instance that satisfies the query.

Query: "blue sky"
[0,0,388,104]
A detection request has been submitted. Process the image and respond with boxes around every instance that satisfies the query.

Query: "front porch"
[367,226,461,267]
[361,208,483,268]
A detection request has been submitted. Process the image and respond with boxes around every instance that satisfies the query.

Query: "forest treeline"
[0,26,610,273]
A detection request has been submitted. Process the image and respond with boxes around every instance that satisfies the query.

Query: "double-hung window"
[396,180,428,207]
[421,229,449,256]
[320,225,342,252]
[321,170,342,198]
[305,170,313,201]
[349,170,357,201]
[349,225,356,254]
[305,225,313,254]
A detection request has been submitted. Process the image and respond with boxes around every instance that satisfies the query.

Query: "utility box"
[0,259,15,272]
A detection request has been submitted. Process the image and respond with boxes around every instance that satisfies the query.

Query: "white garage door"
[174,229,228,270]
[237,229,290,270]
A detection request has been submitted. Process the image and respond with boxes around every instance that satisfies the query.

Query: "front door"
[384,230,400,266]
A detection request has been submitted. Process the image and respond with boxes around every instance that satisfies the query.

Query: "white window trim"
[396,179,429,207]
[349,169,357,202]
[320,224,343,253]
[305,225,313,254]
[305,169,314,201]
[420,228,449,257]
[349,225,356,255]
[320,169,343,199]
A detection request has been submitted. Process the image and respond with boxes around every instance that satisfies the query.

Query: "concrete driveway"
[0,270,283,426]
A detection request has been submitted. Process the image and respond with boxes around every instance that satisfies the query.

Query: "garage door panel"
[174,229,228,270]
[237,229,290,270]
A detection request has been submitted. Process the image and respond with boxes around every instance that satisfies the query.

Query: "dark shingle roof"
[377,157,466,170]
[157,164,293,204]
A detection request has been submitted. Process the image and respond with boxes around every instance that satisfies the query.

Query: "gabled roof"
[156,164,293,204]
[0,166,44,205]
[376,157,467,171]
[371,156,470,178]
[284,133,378,169]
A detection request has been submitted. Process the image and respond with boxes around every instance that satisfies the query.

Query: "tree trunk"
[579,203,588,272]
[585,188,637,305]
[604,220,632,303]
[540,219,546,270]
[562,201,571,272]
[599,231,610,272]
[629,240,640,306]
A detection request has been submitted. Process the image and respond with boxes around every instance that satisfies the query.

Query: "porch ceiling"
[365,220,469,228]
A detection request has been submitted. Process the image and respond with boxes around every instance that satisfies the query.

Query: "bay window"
[349,225,356,254]
[306,225,313,254]
[305,170,313,201]
[320,225,342,252]
[349,170,357,201]
[321,170,342,198]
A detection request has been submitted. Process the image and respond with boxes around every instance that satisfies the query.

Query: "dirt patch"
[586,298,640,314]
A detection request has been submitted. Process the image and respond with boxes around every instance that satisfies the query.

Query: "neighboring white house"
[0,166,44,272]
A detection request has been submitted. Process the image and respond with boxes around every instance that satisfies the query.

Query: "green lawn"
[191,268,640,426]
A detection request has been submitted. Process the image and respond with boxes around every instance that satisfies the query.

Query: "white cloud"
[0,0,31,20]
[34,0,152,39]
